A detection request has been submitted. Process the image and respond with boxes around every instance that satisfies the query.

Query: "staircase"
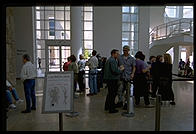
[149,18,193,56]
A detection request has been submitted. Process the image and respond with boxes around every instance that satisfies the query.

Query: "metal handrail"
[149,18,193,44]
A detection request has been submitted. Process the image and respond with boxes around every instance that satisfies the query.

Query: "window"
[34,6,71,75]
[82,6,93,59]
[49,18,55,36]
[165,6,177,18]
[183,6,193,18]
[122,6,139,56]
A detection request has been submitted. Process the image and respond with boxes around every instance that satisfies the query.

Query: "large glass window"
[82,6,93,59]
[165,6,177,18]
[34,6,71,75]
[183,6,193,18]
[122,6,139,56]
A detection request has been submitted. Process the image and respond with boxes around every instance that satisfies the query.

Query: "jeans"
[6,88,19,104]
[89,69,97,94]
[23,79,36,111]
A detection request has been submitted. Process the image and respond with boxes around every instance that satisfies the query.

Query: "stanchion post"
[122,82,134,117]
[59,113,63,131]
[155,94,161,131]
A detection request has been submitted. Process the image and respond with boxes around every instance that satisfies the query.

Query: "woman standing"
[68,55,79,93]
[158,53,175,105]
[133,51,154,107]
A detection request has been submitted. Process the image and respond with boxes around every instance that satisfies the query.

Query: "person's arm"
[131,66,136,80]
[142,66,151,73]
[21,65,28,80]
[130,58,136,79]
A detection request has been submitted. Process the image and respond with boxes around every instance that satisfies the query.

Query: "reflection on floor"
[7,79,194,131]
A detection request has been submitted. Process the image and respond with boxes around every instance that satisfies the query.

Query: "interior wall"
[13,7,34,78]
[94,7,122,58]
[149,6,165,30]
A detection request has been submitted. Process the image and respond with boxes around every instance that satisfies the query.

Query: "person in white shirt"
[20,54,36,113]
[86,50,98,96]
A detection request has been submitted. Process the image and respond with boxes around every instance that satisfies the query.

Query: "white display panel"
[42,71,73,113]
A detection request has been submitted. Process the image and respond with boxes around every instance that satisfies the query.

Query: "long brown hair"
[164,53,172,64]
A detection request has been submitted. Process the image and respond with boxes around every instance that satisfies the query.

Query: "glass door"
[45,40,71,73]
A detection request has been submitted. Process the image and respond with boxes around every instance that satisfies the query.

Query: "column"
[138,7,150,60]
[6,7,16,86]
[71,6,83,60]
[173,46,179,74]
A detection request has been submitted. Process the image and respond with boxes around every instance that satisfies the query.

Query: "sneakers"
[9,104,16,109]
[145,104,155,108]
[16,99,24,104]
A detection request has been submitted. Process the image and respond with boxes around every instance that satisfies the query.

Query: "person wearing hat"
[116,45,136,110]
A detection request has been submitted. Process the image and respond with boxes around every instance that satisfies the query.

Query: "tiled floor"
[6,78,194,131]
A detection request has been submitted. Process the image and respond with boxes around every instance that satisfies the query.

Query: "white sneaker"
[16,99,24,104]
[9,104,16,109]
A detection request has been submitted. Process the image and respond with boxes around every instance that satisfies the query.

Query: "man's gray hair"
[23,54,31,61]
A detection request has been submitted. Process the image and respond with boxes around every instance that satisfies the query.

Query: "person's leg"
[143,78,150,105]
[93,74,98,94]
[104,81,110,110]
[88,71,94,94]
[81,70,85,91]
[10,88,19,101]
[30,80,36,109]
[152,79,158,97]
[108,80,118,113]
[78,71,83,91]
[6,90,13,104]
[133,76,140,105]
[23,80,31,112]
[117,80,124,104]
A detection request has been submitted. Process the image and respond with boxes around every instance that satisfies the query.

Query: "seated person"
[6,80,23,109]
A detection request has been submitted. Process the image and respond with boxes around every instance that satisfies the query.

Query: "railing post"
[190,20,192,36]
[179,19,181,34]
[155,94,161,131]
[122,82,134,117]
[165,23,167,38]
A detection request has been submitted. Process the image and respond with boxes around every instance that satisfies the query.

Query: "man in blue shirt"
[117,45,136,110]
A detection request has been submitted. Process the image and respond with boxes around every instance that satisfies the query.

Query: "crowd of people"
[6,48,177,114]
[61,45,176,114]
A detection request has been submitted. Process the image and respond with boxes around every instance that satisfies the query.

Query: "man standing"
[86,50,98,96]
[104,49,124,113]
[117,45,136,109]
[20,54,37,113]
